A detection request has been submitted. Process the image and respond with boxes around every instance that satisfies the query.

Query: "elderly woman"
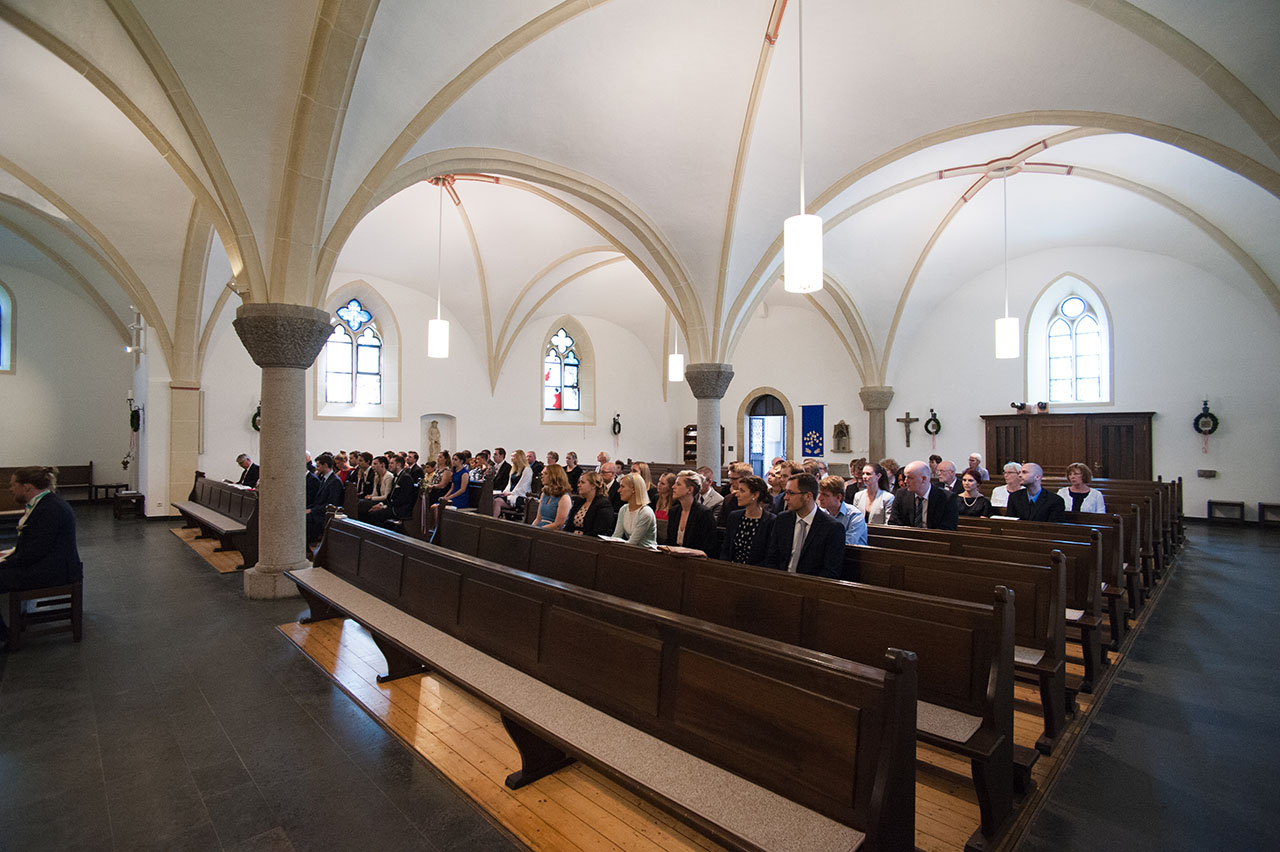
[852,462,895,525]
[663,470,717,555]
[612,472,657,548]
[565,470,616,537]
[720,475,775,566]
[534,463,573,530]
[1058,462,1107,513]
[989,462,1023,509]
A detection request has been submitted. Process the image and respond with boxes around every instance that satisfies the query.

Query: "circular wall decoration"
[923,409,942,436]
[1193,400,1218,436]
[251,404,262,432]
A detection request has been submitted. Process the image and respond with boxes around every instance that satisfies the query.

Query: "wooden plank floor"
[277,572,1171,852]
[170,526,242,573]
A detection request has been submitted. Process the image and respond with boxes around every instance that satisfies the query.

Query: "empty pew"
[172,472,259,569]
[296,519,919,852]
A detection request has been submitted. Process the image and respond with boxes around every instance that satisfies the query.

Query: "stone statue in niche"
[428,420,442,459]
[833,420,851,453]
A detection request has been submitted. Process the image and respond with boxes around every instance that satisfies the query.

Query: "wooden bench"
[845,543,1069,756]
[868,525,1104,694]
[297,519,919,852]
[171,472,259,569]
[436,511,1032,849]
[7,581,83,651]
[0,463,94,510]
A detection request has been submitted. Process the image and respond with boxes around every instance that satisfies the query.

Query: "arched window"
[1047,296,1102,403]
[1026,275,1112,405]
[543,327,581,411]
[324,298,382,405]
[540,316,595,425]
[0,280,13,373]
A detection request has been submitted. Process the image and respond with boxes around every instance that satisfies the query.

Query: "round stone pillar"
[859,385,895,463]
[233,303,332,599]
[684,363,735,473]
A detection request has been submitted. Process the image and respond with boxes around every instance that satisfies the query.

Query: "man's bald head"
[903,460,932,497]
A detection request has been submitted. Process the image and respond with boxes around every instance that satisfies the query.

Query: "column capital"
[233,303,332,369]
[859,385,895,412]
[684,363,735,400]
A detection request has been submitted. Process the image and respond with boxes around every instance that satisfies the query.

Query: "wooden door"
[1086,414,1153,480]
[1027,415,1087,474]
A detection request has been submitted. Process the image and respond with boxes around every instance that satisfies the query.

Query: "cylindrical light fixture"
[668,316,685,381]
[784,213,823,293]
[428,181,450,359]
[994,168,1020,359]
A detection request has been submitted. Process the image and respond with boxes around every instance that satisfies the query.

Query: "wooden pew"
[298,519,919,852]
[171,471,259,569]
[867,526,1103,694]
[436,511,1035,848]
[0,463,94,510]
[961,514,1129,649]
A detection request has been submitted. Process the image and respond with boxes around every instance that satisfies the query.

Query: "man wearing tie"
[763,473,846,580]
[235,454,259,488]
[888,460,960,530]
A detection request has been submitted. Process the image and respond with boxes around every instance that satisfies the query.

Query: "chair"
[7,581,83,650]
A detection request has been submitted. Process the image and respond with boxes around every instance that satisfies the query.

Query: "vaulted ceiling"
[1,0,1277,385]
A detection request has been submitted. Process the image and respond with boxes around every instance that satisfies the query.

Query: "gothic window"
[324,298,382,405]
[1047,295,1103,403]
[0,281,13,373]
[543,327,581,411]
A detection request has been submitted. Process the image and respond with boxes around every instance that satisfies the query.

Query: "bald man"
[888,460,959,530]
[1006,462,1065,522]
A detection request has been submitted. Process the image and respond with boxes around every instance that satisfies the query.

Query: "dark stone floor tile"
[0,780,113,852]
[227,826,299,852]
[190,755,253,798]
[203,780,281,846]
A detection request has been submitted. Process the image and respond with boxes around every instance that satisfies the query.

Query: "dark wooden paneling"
[1026,416,1086,473]
[401,555,461,627]
[596,552,685,612]
[683,573,805,646]
[478,526,533,570]
[458,578,543,665]
[984,412,1153,480]
[325,527,364,582]
[438,516,480,556]
[357,539,405,601]
[530,538,600,589]
[542,607,663,718]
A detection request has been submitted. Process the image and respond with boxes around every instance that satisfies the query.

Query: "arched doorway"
[747,394,787,477]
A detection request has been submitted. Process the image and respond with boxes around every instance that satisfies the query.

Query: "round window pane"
[1060,296,1086,318]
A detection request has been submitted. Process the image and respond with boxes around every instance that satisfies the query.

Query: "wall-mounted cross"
[896,411,919,447]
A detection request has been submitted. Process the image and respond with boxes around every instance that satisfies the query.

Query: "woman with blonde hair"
[493,449,533,514]
[534,463,572,530]
[630,461,659,506]
[663,470,717,555]
[612,472,657,548]
[653,471,676,521]
[1058,462,1106,514]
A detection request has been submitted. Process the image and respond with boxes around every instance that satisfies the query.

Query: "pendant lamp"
[994,168,1020,359]
[783,0,822,293]
[428,181,450,358]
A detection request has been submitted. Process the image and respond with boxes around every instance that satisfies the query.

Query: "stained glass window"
[324,298,382,405]
[543,327,580,411]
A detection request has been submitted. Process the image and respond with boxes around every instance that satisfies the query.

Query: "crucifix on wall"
[896,411,919,447]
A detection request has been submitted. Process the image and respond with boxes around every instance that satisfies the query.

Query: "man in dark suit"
[306,453,345,541]
[600,462,624,513]
[527,450,544,484]
[406,451,424,485]
[235,453,260,488]
[933,460,963,495]
[763,473,845,580]
[1006,462,1066,522]
[492,447,512,492]
[1,467,84,643]
[889,460,960,530]
[370,454,417,527]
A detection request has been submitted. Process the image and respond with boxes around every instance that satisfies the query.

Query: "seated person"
[888,460,960,530]
[630,461,659,507]
[653,472,676,521]
[306,453,345,541]
[426,451,452,505]
[565,471,616,537]
[720,475,775,566]
[763,473,845,579]
[817,475,868,546]
[440,453,471,510]
[612,473,657,549]
[957,469,996,517]
[1007,462,1066,522]
[662,470,717,555]
[1058,462,1106,514]
[494,450,534,513]
[696,466,724,511]
[1,467,84,646]
[368,454,417,527]
[356,456,394,521]
[851,462,894,525]
[534,464,573,530]
[989,462,1022,509]
[235,453,259,488]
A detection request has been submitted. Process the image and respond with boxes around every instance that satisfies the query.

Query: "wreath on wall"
[251,404,262,432]
[923,409,942,436]
[129,408,141,433]
[1192,400,1219,436]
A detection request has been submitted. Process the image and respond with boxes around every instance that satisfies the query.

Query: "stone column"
[859,385,894,463]
[684,363,735,473]
[233,303,332,599]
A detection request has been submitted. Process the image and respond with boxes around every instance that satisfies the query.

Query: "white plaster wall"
[725,303,870,466]
[886,247,1280,519]
[196,300,262,482]
[0,266,134,475]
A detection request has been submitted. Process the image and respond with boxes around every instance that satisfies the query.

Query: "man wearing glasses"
[763,473,845,579]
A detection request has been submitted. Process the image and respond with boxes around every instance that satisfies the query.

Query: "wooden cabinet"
[982,412,1152,479]
[682,424,725,466]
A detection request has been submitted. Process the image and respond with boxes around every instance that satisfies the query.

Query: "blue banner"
[801,405,824,457]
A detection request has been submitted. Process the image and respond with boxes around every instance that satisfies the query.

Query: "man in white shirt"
[935,460,962,494]
[763,473,846,579]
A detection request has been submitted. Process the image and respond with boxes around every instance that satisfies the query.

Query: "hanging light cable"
[783,0,822,293]
[994,168,1020,358]
[428,180,450,358]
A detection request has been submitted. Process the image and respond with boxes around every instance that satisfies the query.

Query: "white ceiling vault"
[0,0,1277,386]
